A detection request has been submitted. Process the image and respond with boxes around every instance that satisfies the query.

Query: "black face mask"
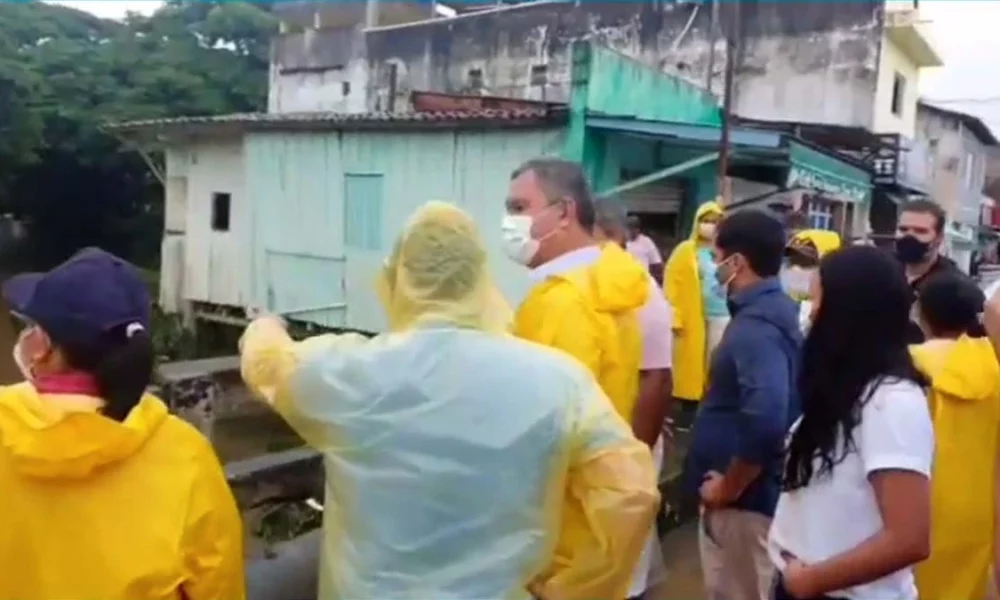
[895,235,931,265]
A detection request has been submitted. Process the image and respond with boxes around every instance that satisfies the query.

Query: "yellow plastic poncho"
[0,384,244,599]
[663,200,723,402]
[240,201,660,600]
[512,242,648,421]
[911,336,1000,600]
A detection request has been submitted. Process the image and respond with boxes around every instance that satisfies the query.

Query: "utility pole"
[705,0,719,95]
[717,0,740,205]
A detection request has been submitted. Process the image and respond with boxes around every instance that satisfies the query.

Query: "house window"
[891,72,906,117]
[467,68,483,89]
[807,200,834,231]
[530,64,548,86]
[342,81,350,96]
[344,174,384,251]
[211,192,231,232]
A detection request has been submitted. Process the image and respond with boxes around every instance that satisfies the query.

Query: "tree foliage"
[0,1,277,268]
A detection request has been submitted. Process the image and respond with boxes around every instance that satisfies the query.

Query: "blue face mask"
[714,256,737,295]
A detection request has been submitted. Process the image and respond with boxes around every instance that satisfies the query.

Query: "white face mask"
[501,215,539,265]
[697,222,716,239]
[781,265,813,298]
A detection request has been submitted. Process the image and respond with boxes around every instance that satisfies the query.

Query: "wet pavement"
[651,522,706,600]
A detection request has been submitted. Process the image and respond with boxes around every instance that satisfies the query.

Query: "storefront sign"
[870,134,900,186]
[785,165,868,204]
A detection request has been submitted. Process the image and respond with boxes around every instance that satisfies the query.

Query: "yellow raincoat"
[240,201,659,600]
[512,242,648,421]
[786,230,842,313]
[0,384,244,599]
[911,336,1000,600]
[787,228,842,258]
[663,201,723,402]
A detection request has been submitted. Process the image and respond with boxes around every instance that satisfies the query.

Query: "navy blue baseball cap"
[2,247,152,347]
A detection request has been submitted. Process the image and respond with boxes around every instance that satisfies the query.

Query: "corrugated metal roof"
[106,108,567,136]
[918,101,999,147]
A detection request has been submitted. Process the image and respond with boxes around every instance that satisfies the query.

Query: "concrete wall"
[871,35,919,136]
[268,27,370,113]
[270,1,884,128]
[917,105,991,226]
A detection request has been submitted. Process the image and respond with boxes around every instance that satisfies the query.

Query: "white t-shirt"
[767,379,933,600]
[638,276,673,370]
[627,234,663,269]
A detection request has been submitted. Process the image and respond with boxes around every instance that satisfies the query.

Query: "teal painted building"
[563,42,873,239]
[113,41,873,333]
[245,124,563,332]
[114,112,565,331]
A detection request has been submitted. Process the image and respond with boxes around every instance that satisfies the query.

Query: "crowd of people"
[0,157,998,600]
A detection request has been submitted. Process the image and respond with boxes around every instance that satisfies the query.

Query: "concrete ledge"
[158,356,240,381]
[225,447,324,517]
[154,355,272,445]
[226,447,322,486]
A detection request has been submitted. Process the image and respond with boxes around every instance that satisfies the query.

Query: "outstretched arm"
[239,316,367,446]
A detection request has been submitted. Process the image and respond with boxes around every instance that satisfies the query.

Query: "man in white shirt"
[627,215,664,284]
[595,198,674,600]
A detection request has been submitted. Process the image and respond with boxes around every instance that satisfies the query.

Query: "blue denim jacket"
[684,277,802,517]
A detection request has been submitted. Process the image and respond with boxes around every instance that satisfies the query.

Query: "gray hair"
[511,158,596,230]
[593,196,629,240]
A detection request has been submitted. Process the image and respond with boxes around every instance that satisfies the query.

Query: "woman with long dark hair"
[911,273,1000,600]
[767,246,933,600]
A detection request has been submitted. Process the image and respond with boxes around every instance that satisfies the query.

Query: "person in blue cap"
[0,247,245,600]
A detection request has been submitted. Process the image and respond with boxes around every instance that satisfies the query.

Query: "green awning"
[786,141,872,204]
